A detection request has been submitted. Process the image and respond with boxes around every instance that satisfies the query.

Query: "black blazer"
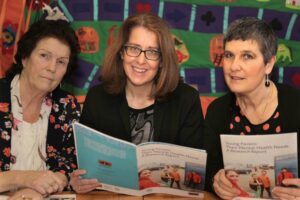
[80,82,204,149]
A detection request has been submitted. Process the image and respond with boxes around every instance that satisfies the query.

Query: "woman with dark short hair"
[0,19,81,199]
[204,17,300,199]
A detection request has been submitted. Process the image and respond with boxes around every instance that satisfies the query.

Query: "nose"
[230,57,242,71]
[136,51,147,64]
[47,59,57,72]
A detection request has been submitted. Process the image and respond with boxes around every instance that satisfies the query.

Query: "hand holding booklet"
[221,133,298,199]
[73,122,207,198]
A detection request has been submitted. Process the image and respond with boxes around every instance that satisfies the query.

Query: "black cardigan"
[80,82,204,149]
[204,83,300,193]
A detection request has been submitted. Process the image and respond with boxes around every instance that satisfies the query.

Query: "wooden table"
[2,190,219,200]
[76,191,219,200]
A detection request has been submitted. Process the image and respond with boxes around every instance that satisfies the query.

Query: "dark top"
[230,100,281,135]
[80,82,204,148]
[129,104,154,144]
[204,84,300,193]
[0,76,81,178]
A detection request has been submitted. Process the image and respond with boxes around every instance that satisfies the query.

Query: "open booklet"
[221,133,298,199]
[73,122,207,198]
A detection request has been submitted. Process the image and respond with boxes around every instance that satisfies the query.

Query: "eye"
[40,53,50,59]
[57,59,68,66]
[224,52,233,59]
[243,53,254,60]
[128,46,141,53]
[147,49,160,56]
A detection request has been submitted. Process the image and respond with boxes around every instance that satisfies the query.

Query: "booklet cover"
[221,133,298,199]
[73,122,207,198]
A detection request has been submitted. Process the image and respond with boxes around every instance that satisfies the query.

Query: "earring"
[265,74,270,87]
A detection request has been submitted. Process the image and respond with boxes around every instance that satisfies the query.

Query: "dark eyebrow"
[125,43,141,47]
[241,50,255,54]
[58,57,70,60]
[38,48,70,59]
[224,50,255,55]
[224,50,232,53]
[125,43,159,50]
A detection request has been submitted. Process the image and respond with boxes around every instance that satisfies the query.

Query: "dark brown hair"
[9,19,79,78]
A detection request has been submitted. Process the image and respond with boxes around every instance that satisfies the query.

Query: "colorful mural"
[1,0,300,107]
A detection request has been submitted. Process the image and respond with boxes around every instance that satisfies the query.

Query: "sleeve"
[80,88,98,130]
[51,95,81,179]
[178,89,204,149]
[203,102,224,193]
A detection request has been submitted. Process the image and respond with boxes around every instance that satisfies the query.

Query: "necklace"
[238,82,274,124]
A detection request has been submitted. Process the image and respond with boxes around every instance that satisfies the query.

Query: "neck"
[19,75,47,123]
[236,82,270,110]
[236,81,276,124]
[125,83,155,109]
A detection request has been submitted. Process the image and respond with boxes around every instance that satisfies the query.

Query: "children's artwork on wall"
[2,0,300,112]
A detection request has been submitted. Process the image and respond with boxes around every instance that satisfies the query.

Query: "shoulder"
[51,88,80,110]
[159,82,200,108]
[85,84,120,102]
[204,92,234,124]
[277,83,300,99]
[86,84,105,95]
[0,76,13,102]
[0,77,11,88]
[50,89,81,121]
[52,88,77,101]
[83,84,124,112]
[276,83,300,115]
[172,81,199,100]
[86,84,119,98]
[207,92,233,113]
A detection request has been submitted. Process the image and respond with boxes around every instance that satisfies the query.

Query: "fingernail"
[282,179,287,184]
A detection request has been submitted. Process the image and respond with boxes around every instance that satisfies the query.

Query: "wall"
[2,0,300,112]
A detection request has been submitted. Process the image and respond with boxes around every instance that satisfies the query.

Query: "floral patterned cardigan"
[0,76,81,179]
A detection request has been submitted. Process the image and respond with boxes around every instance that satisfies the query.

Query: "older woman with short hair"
[204,17,300,200]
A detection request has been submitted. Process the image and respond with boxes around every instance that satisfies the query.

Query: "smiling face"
[226,170,239,182]
[121,26,160,90]
[21,37,70,94]
[140,169,152,178]
[223,39,274,95]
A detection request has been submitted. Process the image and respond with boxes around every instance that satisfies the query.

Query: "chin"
[128,78,154,88]
[37,85,54,94]
[227,85,245,94]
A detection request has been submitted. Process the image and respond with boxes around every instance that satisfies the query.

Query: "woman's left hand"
[273,178,300,199]
[69,169,102,194]
[8,188,43,200]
